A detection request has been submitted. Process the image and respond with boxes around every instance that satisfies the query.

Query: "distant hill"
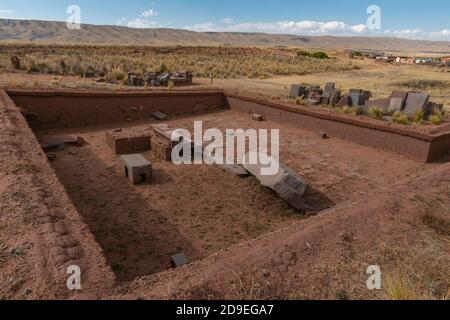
[1,18,450,54]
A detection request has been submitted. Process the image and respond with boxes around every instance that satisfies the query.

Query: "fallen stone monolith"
[243,151,309,211]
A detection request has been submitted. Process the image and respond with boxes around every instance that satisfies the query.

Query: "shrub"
[353,106,364,116]
[10,55,21,69]
[392,111,409,125]
[429,114,443,125]
[296,50,329,60]
[368,107,384,120]
[310,51,329,59]
[412,110,425,124]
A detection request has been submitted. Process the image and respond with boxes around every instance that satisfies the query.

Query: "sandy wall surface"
[7,89,226,129]
[0,90,115,299]
[225,93,450,162]
[8,88,449,161]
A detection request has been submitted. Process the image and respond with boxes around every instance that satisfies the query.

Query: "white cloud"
[221,17,234,24]
[118,7,160,29]
[127,18,159,28]
[0,9,13,18]
[186,20,371,35]
[430,29,450,37]
[142,9,157,18]
[185,18,450,40]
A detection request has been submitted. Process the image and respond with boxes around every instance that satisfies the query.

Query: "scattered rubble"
[290,82,444,122]
[126,71,193,87]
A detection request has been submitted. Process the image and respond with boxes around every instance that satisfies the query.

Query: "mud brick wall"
[225,93,450,163]
[7,89,226,129]
[0,90,115,298]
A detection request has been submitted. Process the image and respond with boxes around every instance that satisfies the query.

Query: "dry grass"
[0,44,358,80]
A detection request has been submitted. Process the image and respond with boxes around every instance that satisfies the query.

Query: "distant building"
[395,56,409,63]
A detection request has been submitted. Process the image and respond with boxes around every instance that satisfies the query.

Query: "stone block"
[171,253,189,268]
[105,128,152,155]
[120,154,152,185]
[329,90,341,106]
[364,98,390,113]
[151,111,168,120]
[349,93,366,107]
[323,82,335,99]
[403,92,430,117]
[389,97,405,113]
[337,95,351,108]
[389,91,408,112]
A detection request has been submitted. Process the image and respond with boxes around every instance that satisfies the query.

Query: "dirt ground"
[35,108,438,283]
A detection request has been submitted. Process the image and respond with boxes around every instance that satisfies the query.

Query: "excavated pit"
[7,89,448,283]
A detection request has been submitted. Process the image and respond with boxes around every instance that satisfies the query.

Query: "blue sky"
[1,0,449,40]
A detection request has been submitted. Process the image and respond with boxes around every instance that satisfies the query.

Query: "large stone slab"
[289,85,307,99]
[243,151,308,211]
[389,91,408,112]
[403,93,430,117]
[329,90,341,106]
[323,82,336,99]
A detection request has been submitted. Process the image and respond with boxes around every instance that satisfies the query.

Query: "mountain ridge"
[1,18,450,54]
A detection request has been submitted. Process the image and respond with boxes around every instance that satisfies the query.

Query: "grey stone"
[308,98,321,106]
[323,82,335,99]
[337,95,351,108]
[120,154,152,185]
[349,93,366,107]
[364,98,390,113]
[289,85,307,98]
[41,142,65,151]
[171,253,189,268]
[427,102,443,116]
[390,91,408,111]
[243,152,308,211]
[217,164,250,178]
[329,90,341,106]
[151,111,168,120]
[403,93,430,117]
[349,89,363,94]
[252,113,264,121]
[389,97,405,113]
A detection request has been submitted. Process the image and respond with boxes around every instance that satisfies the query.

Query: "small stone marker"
[171,253,189,268]
[151,111,168,120]
[252,113,264,121]
[319,131,328,139]
[120,154,152,185]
